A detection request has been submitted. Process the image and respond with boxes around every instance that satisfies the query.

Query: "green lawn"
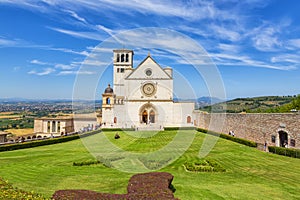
[0,130,299,199]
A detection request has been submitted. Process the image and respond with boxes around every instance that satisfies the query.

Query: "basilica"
[101,49,195,130]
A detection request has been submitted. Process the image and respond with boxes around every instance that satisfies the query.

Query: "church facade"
[101,49,195,130]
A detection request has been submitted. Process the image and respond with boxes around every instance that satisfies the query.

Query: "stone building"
[101,49,195,130]
[194,112,300,149]
[34,114,99,137]
[0,131,8,143]
[34,117,74,137]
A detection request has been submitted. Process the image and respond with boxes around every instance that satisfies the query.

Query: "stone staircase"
[136,124,163,131]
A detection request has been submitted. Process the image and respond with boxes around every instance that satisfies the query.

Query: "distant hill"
[173,96,224,109]
[200,95,300,113]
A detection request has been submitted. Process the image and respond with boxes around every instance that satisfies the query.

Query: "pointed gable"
[126,55,172,80]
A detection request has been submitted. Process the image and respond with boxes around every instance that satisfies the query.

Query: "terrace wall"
[194,112,300,149]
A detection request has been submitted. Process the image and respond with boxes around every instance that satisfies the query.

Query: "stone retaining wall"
[194,112,300,149]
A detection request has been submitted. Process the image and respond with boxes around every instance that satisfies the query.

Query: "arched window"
[187,116,191,123]
[114,117,117,124]
[116,54,120,62]
[106,98,110,105]
[126,54,129,62]
[121,54,125,62]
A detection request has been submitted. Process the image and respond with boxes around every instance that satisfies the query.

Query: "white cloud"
[30,59,49,65]
[28,67,55,76]
[212,52,297,70]
[49,27,106,41]
[65,10,87,23]
[271,54,300,64]
[218,43,241,53]
[55,64,74,70]
[286,39,300,50]
[0,37,17,46]
[210,24,241,42]
[48,47,89,56]
[58,70,95,76]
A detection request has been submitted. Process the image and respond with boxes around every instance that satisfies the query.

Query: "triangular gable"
[126,55,172,80]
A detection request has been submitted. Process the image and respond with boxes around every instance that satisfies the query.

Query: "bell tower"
[101,84,115,125]
[113,49,134,97]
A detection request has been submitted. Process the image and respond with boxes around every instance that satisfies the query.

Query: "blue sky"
[0,0,300,100]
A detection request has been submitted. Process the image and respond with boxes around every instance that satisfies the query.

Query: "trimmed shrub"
[268,146,300,159]
[101,128,135,131]
[184,158,226,173]
[196,128,257,148]
[0,130,100,152]
[73,160,102,166]
[164,127,195,131]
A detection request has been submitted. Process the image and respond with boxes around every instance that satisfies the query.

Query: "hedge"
[196,128,257,148]
[0,130,100,152]
[164,127,196,131]
[268,146,300,159]
[101,128,135,131]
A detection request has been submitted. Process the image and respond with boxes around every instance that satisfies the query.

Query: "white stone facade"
[101,50,195,129]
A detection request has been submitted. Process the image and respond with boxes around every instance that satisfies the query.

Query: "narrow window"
[271,135,276,143]
[57,121,60,133]
[121,54,125,62]
[117,68,120,73]
[290,139,295,147]
[120,68,125,73]
[126,54,129,62]
[116,54,120,62]
[106,98,110,105]
[47,121,50,133]
[52,121,56,133]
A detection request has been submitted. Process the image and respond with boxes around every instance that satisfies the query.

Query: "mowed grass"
[0,130,299,199]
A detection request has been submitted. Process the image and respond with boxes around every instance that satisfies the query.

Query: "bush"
[0,130,100,152]
[184,158,226,173]
[196,128,257,148]
[0,177,46,200]
[268,146,300,159]
[164,127,196,131]
[101,128,135,131]
[73,160,102,166]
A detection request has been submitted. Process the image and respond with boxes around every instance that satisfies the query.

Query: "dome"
[104,84,113,93]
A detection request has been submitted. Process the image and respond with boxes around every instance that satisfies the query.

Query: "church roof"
[104,84,114,93]
[126,54,172,80]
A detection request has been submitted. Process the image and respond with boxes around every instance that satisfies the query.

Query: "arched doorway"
[140,103,157,124]
[187,116,191,123]
[278,130,288,147]
[142,110,148,123]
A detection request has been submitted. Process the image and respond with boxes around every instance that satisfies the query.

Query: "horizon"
[1,1,300,100]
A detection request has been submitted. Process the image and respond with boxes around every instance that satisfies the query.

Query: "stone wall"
[194,112,300,149]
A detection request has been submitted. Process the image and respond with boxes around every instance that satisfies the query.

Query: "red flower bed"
[52,172,178,200]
